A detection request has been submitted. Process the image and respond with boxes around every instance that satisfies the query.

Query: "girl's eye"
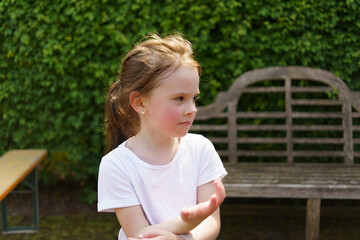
[193,95,200,102]
[175,96,184,101]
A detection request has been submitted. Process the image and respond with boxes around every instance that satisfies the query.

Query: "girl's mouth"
[180,121,192,127]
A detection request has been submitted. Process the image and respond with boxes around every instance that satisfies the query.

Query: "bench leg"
[1,167,39,234]
[306,198,321,240]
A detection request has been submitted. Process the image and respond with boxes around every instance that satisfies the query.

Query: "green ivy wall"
[1,0,360,202]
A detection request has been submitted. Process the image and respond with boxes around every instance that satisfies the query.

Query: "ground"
[1,184,360,239]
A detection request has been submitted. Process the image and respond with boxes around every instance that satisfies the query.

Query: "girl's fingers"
[181,179,226,222]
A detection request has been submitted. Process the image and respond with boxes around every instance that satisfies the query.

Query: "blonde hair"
[105,33,201,152]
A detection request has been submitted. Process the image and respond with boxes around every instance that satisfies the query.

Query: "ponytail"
[105,80,139,153]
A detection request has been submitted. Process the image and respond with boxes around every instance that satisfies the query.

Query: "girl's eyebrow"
[172,91,200,96]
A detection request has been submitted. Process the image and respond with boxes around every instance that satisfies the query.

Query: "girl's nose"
[186,101,197,115]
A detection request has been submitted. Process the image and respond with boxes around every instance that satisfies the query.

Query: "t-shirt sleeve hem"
[97,198,140,212]
[197,168,228,187]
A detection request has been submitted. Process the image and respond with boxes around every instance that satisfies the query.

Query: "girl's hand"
[128,229,184,240]
[180,178,225,222]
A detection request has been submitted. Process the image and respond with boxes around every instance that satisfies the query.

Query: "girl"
[97,33,227,240]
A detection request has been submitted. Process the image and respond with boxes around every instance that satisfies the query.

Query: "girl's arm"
[187,180,223,240]
[116,178,225,239]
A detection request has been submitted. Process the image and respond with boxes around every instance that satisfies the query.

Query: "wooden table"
[0,149,47,234]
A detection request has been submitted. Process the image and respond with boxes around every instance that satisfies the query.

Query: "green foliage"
[1,0,360,202]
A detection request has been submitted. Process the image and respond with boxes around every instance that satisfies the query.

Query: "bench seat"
[224,163,360,199]
[0,149,47,234]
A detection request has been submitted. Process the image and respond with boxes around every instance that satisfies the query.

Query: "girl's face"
[141,66,200,139]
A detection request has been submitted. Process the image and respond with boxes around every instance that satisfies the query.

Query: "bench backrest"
[191,66,360,165]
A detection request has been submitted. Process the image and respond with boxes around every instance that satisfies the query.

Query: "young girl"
[97,33,227,240]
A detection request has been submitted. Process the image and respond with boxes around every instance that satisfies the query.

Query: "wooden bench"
[191,66,360,240]
[0,149,47,234]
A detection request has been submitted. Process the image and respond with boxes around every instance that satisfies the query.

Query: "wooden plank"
[236,112,286,118]
[225,172,360,182]
[242,87,285,93]
[292,125,343,131]
[223,183,360,199]
[223,164,360,199]
[228,101,237,164]
[292,112,343,118]
[306,199,321,240]
[237,137,287,144]
[228,177,360,184]
[190,124,227,131]
[238,125,344,131]
[343,103,354,164]
[291,99,342,106]
[224,166,360,179]
[286,77,293,163]
[237,125,286,131]
[353,112,360,118]
[235,150,344,157]
[236,150,287,157]
[291,86,332,93]
[224,162,360,169]
[353,126,360,131]
[221,204,360,218]
[0,149,47,201]
[292,138,344,144]
[292,151,344,157]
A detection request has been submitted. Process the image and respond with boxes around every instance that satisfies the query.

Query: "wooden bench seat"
[0,149,47,234]
[191,66,360,240]
[225,163,360,199]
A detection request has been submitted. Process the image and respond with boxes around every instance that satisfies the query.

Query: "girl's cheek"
[162,107,181,123]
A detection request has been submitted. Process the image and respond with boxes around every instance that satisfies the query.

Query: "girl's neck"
[126,131,181,166]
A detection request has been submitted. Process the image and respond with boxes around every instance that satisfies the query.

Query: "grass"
[1,188,359,240]
[0,214,119,240]
[1,206,360,240]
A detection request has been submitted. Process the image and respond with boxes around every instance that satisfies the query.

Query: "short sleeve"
[197,136,228,187]
[97,156,140,212]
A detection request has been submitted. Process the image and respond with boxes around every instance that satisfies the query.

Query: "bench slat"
[0,149,47,201]
[237,125,344,131]
[291,99,342,106]
[236,138,344,144]
[223,164,360,199]
[292,112,344,118]
[243,87,285,93]
[291,87,333,93]
[235,150,345,157]
[237,125,286,131]
[353,126,360,131]
[292,125,343,131]
[190,124,227,131]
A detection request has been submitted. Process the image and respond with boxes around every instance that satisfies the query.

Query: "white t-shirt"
[97,133,227,240]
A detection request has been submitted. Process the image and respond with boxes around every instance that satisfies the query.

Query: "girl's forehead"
[158,66,199,90]
[160,66,199,83]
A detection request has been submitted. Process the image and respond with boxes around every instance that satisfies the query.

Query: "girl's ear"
[129,91,146,115]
